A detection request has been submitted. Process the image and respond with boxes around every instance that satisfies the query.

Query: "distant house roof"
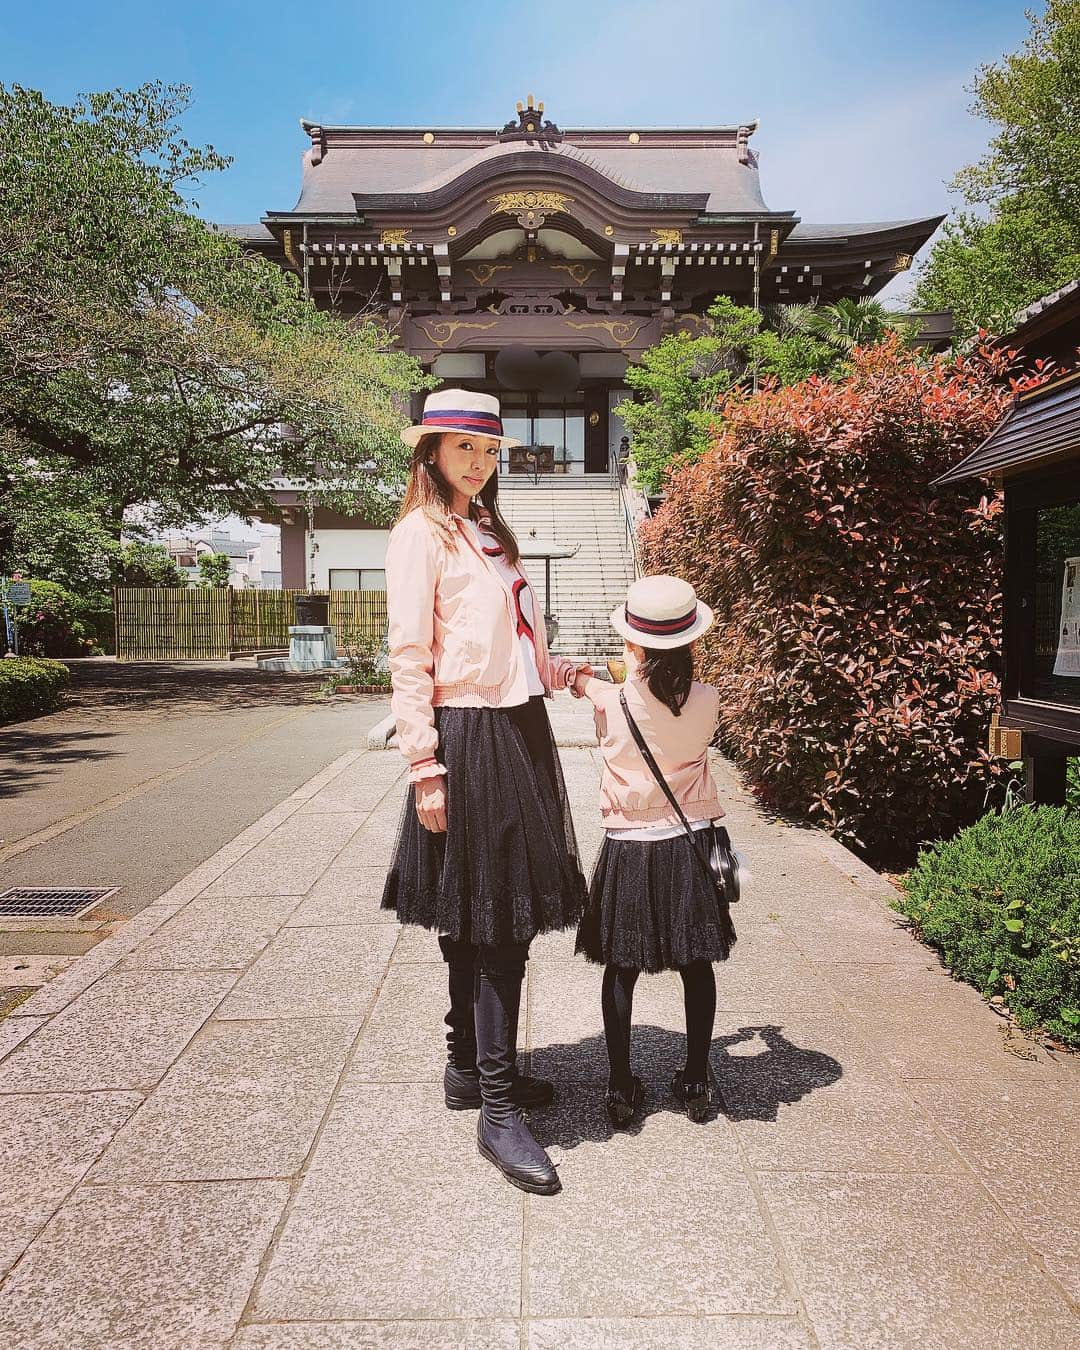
[216,223,275,244]
[933,369,1080,486]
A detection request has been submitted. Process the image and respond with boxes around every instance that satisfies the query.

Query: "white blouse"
[458,516,545,698]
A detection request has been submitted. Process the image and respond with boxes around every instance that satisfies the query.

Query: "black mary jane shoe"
[671,1069,712,1123]
[605,1075,644,1129]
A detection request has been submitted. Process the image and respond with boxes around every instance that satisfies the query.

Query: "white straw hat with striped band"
[610,575,714,650]
[401,388,522,449]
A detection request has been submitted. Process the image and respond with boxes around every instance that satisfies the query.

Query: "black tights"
[601,961,716,1094]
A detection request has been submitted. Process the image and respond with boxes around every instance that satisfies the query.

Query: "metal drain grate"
[0,887,119,919]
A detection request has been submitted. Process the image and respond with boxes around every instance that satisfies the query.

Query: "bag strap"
[618,686,722,899]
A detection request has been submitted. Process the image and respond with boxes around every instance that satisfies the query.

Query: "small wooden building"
[935,361,1080,803]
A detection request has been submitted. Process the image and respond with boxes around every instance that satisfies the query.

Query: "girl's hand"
[570,664,593,697]
[414,779,447,833]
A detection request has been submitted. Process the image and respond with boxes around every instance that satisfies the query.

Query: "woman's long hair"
[398,432,520,564]
[639,644,693,716]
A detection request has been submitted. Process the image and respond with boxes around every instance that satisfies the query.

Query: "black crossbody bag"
[619,689,740,906]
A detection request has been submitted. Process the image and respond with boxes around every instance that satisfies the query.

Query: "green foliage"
[113,541,188,589]
[640,337,1031,867]
[15,580,97,658]
[895,804,1080,1046]
[0,656,70,722]
[197,552,231,588]
[0,81,430,547]
[618,297,914,495]
[339,627,391,687]
[914,2,1080,336]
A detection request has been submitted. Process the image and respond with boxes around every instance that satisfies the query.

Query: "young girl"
[381,388,589,1197]
[572,574,736,1125]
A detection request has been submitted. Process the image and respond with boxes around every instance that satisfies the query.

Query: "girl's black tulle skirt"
[575,832,737,974]
[381,696,587,946]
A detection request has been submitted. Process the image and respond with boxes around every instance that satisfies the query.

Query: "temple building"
[228,97,942,591]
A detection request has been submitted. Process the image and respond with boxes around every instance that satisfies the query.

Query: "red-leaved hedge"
[640,337,1049,868]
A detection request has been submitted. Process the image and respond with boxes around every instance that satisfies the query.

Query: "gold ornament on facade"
[551,262,598,285]
[465,263,513,285]
[565,317,648,347]
[380,228,412,246]
[488,191,572,216]
[650,228,683,246]
[422,132,435,144]
[628,132,641,144]
[282,228,299,269]
[767,229,780,261]
[447,226,458,236]
[604,225,615,236]
[891,252,913,273]
[415,318,499,347]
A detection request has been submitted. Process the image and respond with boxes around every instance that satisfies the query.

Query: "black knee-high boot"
[475,944,560,1195]
[440,936,555,1111]
[439,935,479,1108]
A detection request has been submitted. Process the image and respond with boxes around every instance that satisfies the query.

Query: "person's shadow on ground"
[528,1023,843,1149]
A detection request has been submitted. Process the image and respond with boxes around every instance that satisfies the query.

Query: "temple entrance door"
[498,395,588,474]
[584,386,609,473]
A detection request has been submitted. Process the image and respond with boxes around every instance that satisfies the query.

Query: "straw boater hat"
[401,389,522,449]
[610,575,714,650]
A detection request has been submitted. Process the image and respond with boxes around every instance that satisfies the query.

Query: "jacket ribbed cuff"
[408,757,447,784]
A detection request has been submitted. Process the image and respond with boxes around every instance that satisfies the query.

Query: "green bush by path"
[894,805,1080,1047]
[14,580,98,658]
[0,656,71,723]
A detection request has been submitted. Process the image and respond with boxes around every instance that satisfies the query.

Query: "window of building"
[329,568,387,591]
[1028,499,1080,708]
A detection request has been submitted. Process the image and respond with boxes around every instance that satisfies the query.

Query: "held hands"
[414,778,447,833]
[569,664,593,698]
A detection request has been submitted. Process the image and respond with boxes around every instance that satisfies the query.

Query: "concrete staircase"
[498,476,637,662]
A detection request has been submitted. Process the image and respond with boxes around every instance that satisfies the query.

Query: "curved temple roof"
[289,122,773,217]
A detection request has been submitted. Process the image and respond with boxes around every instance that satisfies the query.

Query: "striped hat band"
[623,604,699,636]
[421,409,504,435]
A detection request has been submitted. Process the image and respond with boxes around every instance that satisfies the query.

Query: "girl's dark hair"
[639,644,693,716]
[400,432,520,564]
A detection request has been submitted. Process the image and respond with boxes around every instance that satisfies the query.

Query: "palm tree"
[769,298,916,353]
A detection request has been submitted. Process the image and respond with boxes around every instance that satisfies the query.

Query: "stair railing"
[609,440,643,578]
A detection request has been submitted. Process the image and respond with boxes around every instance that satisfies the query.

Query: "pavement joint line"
[0,702,325,865]
[4,748,366,1021]
[231,920,409,1339]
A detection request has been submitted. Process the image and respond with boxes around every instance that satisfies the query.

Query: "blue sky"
[3,0,1033,301]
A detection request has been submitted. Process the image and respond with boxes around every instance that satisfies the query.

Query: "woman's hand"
[414,779,448,833]
[570,664,593,698]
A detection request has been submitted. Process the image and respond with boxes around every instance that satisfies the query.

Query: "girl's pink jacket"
[580,672,725,829]
[385,506,580,782]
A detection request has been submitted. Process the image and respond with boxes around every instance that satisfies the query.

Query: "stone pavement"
[0,694,1077,1348]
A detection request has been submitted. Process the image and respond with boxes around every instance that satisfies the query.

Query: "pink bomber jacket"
[385,506,579,782]
[580,672,725,829]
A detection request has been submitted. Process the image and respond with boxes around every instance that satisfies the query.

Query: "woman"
[381,388,589,1196]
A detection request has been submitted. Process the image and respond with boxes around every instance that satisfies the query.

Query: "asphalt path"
[1,661,390,929]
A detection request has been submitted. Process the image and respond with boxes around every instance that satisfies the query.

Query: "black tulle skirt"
[575,831,737,974]
[381,696,587,946]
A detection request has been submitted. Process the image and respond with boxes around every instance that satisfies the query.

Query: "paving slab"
[286,866,393,927]
[120,894,301,971]
[527,1317,814,1349]
[215,924,398,1020]
[0,1092,141,1277]
[203,812,368,897]
[236,1322,520,1349]
[758,1171,1079,1349]
[90,1017,358,1182]
[0,1180,288,1349]
[0,970,236,1092]
[0,1014,46,1061]
[526,1085,792,1318]
[346,961,450,1084]
[255,1084,523,1321]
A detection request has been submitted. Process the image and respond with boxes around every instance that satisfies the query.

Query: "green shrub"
[0,656,71,722]
[895,805,1080,1046]
[15,581,97,658]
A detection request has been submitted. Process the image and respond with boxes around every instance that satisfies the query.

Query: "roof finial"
[499,97,562,142]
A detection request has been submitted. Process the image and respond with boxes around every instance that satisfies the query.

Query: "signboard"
[1052,557,1080,677]
[7,582,30,606]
